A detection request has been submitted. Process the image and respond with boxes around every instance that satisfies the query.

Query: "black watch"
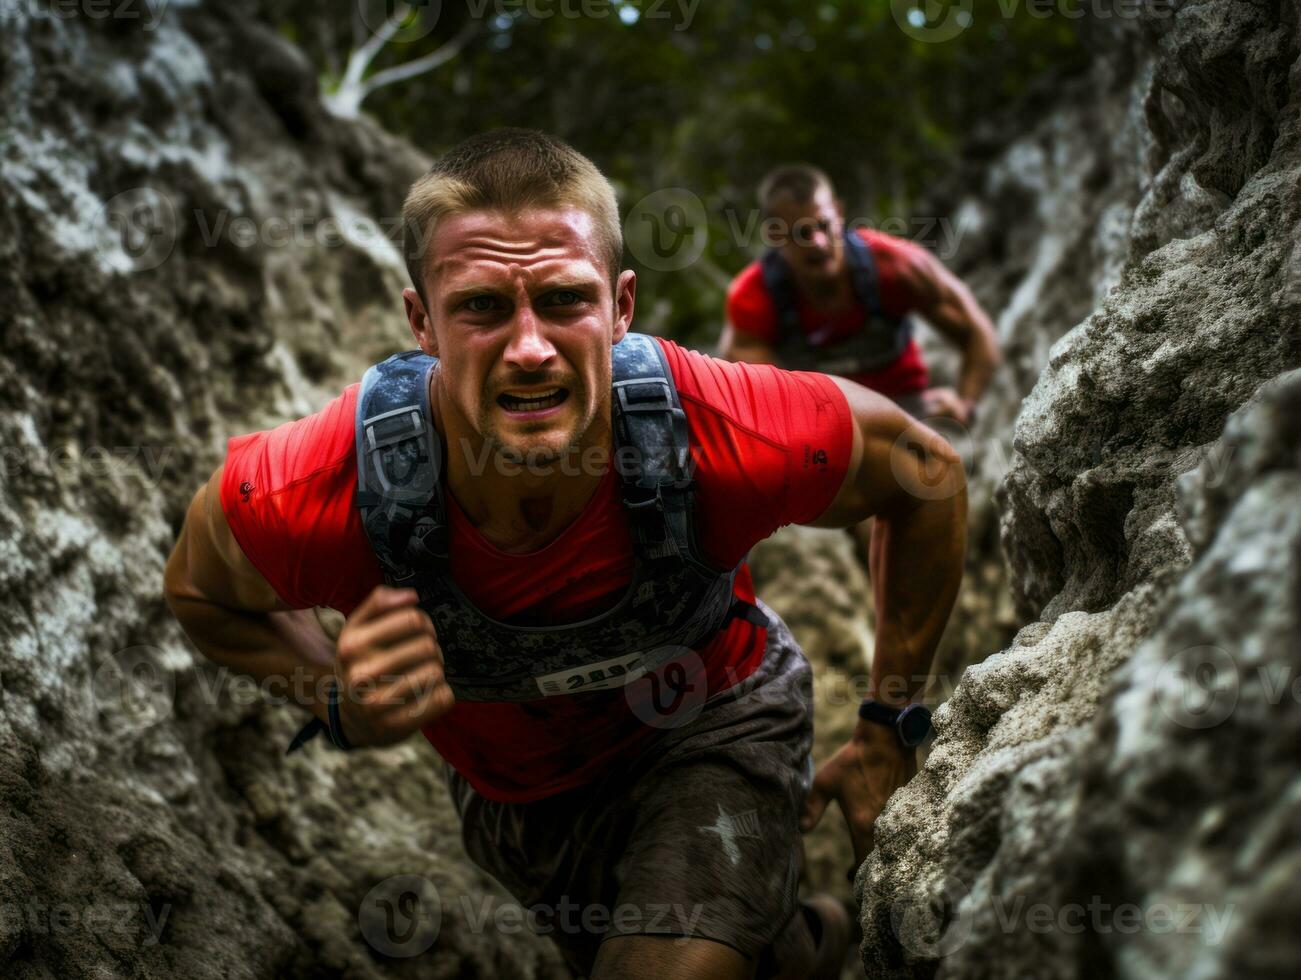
[857,699,932,748]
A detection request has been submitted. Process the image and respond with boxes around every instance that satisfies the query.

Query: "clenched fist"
[920,386,974,426]
[332,585,455,747]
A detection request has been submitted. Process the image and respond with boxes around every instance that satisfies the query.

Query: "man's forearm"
[169,596,336,725]
[866,489,967,707]
[957,331,998,406]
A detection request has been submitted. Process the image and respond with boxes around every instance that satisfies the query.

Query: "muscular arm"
[164,466,339,725]
[809,378,967,706]
[898,247,1001,409]
[798,378,966,860]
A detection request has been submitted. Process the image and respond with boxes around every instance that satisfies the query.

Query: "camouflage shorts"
[442,600,815,975]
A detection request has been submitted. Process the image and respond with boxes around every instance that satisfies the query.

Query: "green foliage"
[264,0,1086,345]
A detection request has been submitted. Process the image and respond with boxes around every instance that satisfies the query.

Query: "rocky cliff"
[1,2,566,976]
[856,3,1301,977]
[1,0,1297,978]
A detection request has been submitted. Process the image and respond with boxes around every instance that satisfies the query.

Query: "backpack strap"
[610,333,715,574]
[611,335,767,624]
[760,246,802,340]
[762,231,899,327]
[353,350,448,584]
[842,228,886,320]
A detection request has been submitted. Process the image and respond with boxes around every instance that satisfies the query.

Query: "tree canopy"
[268,0,1086,344]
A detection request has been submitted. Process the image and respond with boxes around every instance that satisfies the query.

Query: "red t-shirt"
[726,228,931,397]
[220,339,852,802]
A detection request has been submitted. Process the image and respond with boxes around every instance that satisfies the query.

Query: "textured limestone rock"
[0,3,565,977]
[859,2,1301,977]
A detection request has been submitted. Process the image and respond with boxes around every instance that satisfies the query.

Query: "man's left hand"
[920,386,975,426]
[800,722,919,869]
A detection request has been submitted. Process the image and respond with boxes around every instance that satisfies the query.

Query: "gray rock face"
[0,3,564,977]
[3,0,1297,977]
[860,3,1301,977]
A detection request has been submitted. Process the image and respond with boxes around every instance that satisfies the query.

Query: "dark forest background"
[258,0,1087,345]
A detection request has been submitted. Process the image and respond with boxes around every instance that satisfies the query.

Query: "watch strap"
[857,699,902,727]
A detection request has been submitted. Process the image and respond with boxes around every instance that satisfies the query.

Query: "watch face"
[897,705,932,747]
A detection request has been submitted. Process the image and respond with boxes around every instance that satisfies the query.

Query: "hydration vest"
[761,229,912,377]
[351,332,767,704]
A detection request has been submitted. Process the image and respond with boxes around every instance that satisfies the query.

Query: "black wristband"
[326,677,354,750]
[857,699,932,749]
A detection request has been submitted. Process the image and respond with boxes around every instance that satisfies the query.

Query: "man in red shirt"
[721,164,998,575]
[164,131,966,979]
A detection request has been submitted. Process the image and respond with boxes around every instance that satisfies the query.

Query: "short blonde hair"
[402,128,623,304]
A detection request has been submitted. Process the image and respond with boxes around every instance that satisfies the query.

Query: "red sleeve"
[219,384,381,613]
[657,339,853,569]
[857,228,930,320]
[725,261,780,343]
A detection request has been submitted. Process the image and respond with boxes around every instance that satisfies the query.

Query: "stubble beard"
[477,389,594,471]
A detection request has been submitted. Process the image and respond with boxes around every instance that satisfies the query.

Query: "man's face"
[769,186,845,286]
[405,206,633,464]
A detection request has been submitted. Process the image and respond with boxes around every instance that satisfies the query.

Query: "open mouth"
[497,387,570,414]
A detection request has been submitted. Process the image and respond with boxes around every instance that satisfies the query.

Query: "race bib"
[534,650,648,696]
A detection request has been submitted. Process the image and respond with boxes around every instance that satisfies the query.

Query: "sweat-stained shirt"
[220,339,854,803]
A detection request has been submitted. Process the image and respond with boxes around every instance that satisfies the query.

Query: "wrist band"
[326,677,354,750]
[285,677,354,754]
